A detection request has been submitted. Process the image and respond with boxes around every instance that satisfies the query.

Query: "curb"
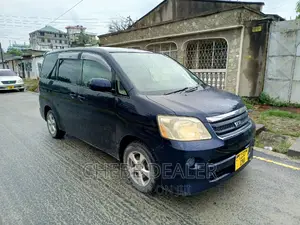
[288,138,300,157]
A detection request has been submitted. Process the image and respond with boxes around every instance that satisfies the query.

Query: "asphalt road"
[0,91,300,225]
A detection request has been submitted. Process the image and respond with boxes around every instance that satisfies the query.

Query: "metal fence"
[264,21,300,103]
[146,42,178,60]
[185,39,227,89]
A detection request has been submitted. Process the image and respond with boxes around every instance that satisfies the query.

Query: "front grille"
[2,80,16,84]
[208,107,251,140]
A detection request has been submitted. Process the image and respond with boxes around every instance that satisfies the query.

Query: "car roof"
[45,47,150,56]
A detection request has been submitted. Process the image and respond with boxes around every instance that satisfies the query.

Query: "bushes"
[258,92,300,108]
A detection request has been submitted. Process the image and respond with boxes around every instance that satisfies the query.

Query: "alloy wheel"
[47,113,57,136]
[127,151,151,187]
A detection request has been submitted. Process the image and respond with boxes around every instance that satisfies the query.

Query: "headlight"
[157,115,211,141]
[16,79,24,84]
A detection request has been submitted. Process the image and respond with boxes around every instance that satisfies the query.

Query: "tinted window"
[0,70,17,76]
[41,53,58,78]
[57,59,81,84]
[82,60,112,87]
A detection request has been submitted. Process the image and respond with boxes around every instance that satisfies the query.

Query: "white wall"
[31,57,43,78]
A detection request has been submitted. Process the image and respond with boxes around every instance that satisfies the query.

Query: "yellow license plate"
[7,86,14,90]
[235,148,249,171]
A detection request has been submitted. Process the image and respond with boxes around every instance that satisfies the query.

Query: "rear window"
[41,53,58,78]
[0,70,17,76]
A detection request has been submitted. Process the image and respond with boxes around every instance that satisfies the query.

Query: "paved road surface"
[0,92,300,225]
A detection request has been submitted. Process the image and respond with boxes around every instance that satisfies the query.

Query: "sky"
[1,0,298,50]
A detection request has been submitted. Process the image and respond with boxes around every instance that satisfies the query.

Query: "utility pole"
[0,42,4,69]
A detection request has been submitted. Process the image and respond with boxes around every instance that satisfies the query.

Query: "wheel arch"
[118,135,153,162]
[44,105,52,120]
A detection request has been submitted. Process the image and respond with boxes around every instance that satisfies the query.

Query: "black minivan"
[39,47,255,195]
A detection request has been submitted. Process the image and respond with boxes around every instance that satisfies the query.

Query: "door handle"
[78,95,85,101]
[69,93,77,99]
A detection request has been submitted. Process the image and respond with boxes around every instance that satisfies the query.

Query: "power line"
[0,14,123,21]
[46,0,84,25]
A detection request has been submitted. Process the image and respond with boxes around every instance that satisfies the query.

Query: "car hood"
[146,87,245,120]
[0,76,19,81]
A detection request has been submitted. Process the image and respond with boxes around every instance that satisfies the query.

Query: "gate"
[264,21,300,103]
[184,39,228,89]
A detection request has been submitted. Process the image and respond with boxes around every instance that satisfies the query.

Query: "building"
[98,0,284,97]
[66,25,98,47]
[29,25,68,51]
[1,49,46,78]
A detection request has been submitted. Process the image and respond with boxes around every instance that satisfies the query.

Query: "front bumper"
[154,121,256,195]
[0,84,24,90]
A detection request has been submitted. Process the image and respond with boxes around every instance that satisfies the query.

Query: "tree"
[6,48,22,56]
[108,16,134,33]
[297,1,300,19]
[70,31,90,47]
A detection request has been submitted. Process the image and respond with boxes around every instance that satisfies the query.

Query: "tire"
[123,142,157,194]
[46,110,65,139]
[19,88,25,92]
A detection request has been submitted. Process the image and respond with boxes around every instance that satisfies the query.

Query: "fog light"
[186,158,196,167]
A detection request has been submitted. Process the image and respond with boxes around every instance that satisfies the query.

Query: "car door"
[51,52,82,137]
[77,52,116,153]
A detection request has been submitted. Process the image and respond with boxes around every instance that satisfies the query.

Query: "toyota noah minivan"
[39,47,255,195]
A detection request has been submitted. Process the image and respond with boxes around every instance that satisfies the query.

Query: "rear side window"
[57,59,81,84]
[41,53,58,78]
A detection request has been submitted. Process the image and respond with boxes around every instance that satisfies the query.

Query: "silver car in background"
[0,69,25,92]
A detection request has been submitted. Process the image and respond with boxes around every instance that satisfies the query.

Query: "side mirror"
[88,78,112,92]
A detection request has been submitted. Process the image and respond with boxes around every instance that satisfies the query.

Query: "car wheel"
[123,142,157,193]
[19,88,25,92]
[46,110,65,139]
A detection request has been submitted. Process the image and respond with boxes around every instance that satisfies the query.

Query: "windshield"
[0,70,17,77]
[112,53,205,95]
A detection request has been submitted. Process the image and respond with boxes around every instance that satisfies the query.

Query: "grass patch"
[24,79,39,92]
[275,141,292,154]
[260,110,300,120]
[251,109,300,138]
[255,131,293,154]
[242,97,255,110]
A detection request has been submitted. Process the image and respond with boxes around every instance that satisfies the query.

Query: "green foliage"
[258,92,300,108]
[7,49,22,56]
[261,110,300,120]
[242,97,254,110]
[71,31,92,47]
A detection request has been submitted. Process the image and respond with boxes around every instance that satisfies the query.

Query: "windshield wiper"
[184,86,199,93]
[164,87,189,95]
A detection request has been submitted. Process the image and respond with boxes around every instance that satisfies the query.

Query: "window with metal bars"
[146,42,178,60]
[185,39,228,69]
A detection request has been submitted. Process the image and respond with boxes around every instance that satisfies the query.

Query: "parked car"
[0,69,25,92]
[39,47,255,195]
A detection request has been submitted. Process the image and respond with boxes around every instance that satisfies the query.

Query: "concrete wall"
[133,0,263,28]
[99,8,265,94]
[239,19,271,97]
